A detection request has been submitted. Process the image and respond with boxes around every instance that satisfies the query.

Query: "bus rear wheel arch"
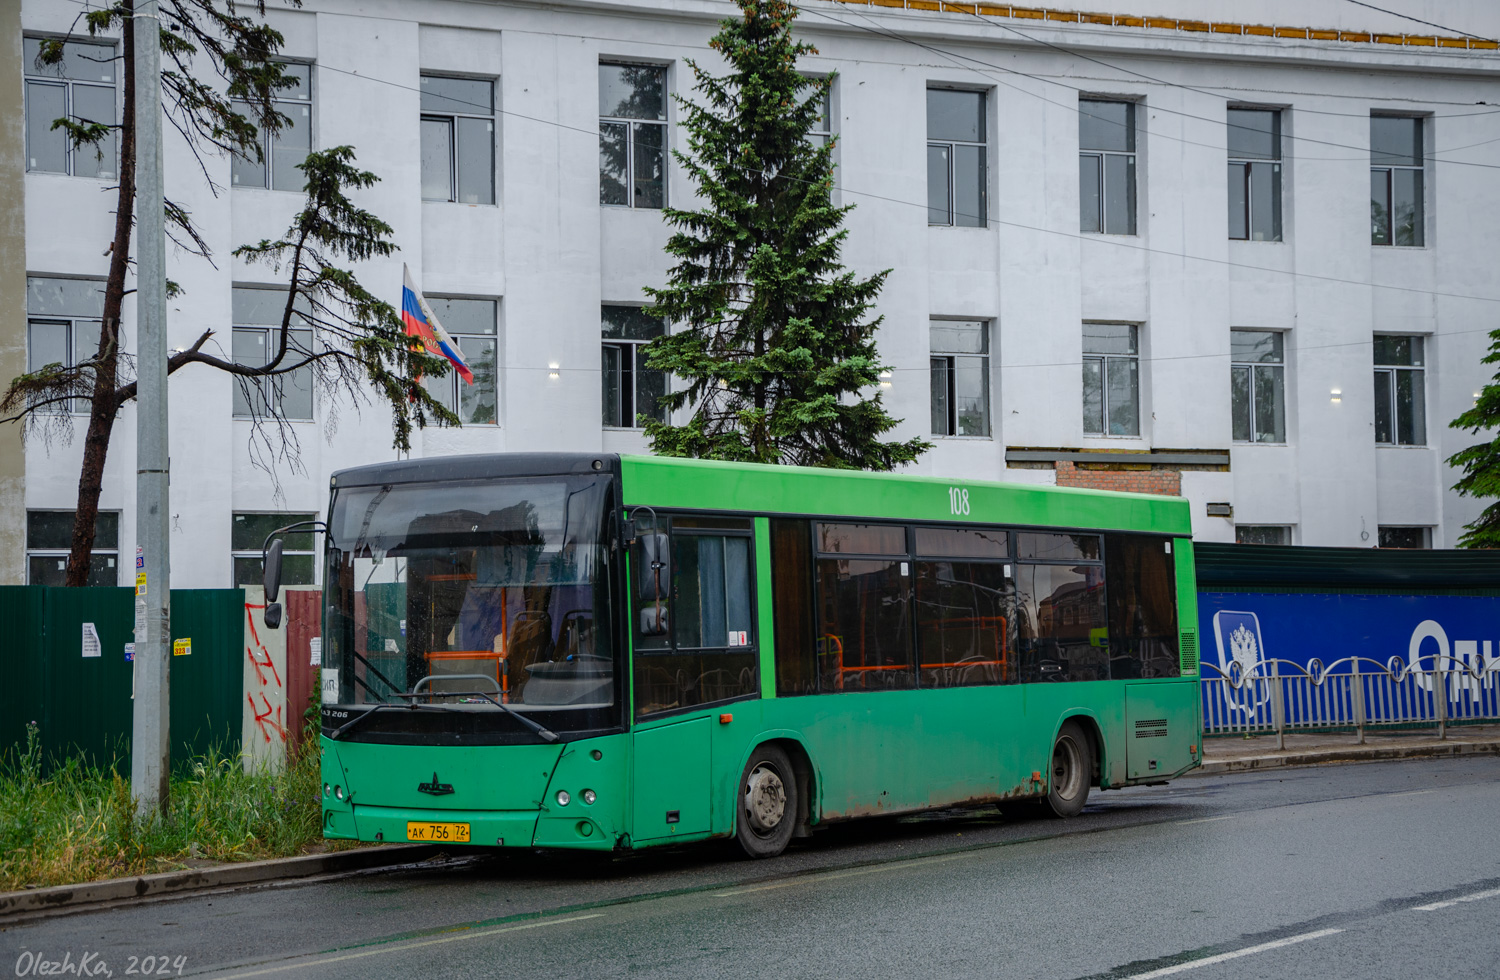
[735,743,801,858]
[1044,720,1093,818]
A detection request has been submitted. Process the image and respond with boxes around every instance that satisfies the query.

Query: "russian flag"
[401,264,473,385]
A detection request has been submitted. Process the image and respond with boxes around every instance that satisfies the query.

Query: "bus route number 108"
[948,486,970,516]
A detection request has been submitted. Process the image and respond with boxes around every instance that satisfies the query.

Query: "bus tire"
[1044,721,1092,818]
[736,744,797,859]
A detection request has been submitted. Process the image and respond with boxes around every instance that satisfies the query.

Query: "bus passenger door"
[632,717,711,842]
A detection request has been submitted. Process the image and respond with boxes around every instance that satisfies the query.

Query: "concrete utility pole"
[131,0,171,819]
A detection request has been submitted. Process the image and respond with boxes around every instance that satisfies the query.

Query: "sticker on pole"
[309,636,322,666]
[81,623,101,658]
[173,637,192,657]
[321,669,340,702]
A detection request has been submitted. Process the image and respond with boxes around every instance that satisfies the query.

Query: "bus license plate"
[406,821,470,843]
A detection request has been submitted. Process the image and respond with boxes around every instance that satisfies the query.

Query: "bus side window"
[770,519,817,696]
[1103,533,1180,679]
[1014,531,1108,683]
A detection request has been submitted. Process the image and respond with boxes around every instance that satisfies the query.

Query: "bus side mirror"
[640,603,667,637]
[636,531,672,639]
[263,538,284,629]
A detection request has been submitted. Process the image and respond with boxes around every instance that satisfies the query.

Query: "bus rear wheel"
[1044,721,1092,818]
[736,744,797,859]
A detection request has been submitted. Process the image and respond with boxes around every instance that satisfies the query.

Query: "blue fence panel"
[1197,592,1500,732]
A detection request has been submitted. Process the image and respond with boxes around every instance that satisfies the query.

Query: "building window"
[599,63,666,209]
[419,75,495,205]
[232,62,312,191]
[930,319,990,437]
[27,510,118,586]
[807,81,832,147]
[26,276,105,414]
[1236,525,1291,545]
[231,287,314,421]
[1082,323,1139,436]
[1371,116,1424,247]
[23,37,116,178]
[1228,108,1282,242]
[602,306,667,428]
[1079,99,1135,235]
[1230,330,1286,443]
[1373,335,1425,446]
[421,297,498,424]
[232,513,316,587]
[1378,526,1431,549]
[927,89,985,227]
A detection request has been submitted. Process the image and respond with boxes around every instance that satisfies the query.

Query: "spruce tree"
[1448,328,1500,548]
[641,0,929,470]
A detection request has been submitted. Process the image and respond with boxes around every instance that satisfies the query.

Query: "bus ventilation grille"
[1180,629,1199,673]
[1134,719,1168,739]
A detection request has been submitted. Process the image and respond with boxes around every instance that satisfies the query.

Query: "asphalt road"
[4,757,1498,979]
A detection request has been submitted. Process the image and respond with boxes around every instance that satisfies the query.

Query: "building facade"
[6,0,1499,588]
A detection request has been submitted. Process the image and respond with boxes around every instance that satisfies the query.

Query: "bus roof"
[620,455,1192,537]
[326,452,1192,537]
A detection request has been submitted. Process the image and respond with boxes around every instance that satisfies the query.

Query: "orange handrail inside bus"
[821,615,1010,688]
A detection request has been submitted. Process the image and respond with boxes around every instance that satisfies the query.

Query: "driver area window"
[632,514,758,718]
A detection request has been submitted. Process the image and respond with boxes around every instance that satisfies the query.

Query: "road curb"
[0,843,442,918]
[1193,737,1500,775]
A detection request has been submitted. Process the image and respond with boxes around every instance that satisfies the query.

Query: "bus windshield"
[322,474,618,740]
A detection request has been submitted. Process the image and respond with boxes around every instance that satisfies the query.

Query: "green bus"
[264,453,1201,859]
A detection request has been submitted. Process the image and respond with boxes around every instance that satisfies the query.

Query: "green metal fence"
[0,586,243,773]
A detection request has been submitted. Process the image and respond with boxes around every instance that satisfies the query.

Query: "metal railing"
[1201,655,1500,748]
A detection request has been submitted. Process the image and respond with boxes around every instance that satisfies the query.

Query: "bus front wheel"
[736,744,797,858]
[1044,721,1092,818]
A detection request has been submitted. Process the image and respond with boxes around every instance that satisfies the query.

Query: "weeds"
[0,718,331,891]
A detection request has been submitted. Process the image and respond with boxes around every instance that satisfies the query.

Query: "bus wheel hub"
[744,764,786,833]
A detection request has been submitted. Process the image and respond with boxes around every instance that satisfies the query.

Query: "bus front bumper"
[328,804,616,850]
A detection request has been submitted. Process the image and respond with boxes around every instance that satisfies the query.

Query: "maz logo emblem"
[417,772,454,796]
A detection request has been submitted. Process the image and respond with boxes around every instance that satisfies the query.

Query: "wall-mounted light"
[878,370,892,389]
[548,362,560,380]
[1206,502,1233,518]
[1330,388,1342,403]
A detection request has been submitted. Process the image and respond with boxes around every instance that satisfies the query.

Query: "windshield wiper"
[393,690,559,744]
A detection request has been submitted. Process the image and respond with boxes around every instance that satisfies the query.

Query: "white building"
[4,0,1498,588]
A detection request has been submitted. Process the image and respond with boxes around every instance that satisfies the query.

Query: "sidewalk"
[1197,724,1500,775]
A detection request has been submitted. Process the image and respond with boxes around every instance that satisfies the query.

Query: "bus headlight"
[555,790,571,807]
[323,783,331,797]
[334,785,345,801]
[581,789,596,805]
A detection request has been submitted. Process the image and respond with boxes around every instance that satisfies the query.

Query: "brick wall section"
[1054,460,1182,496]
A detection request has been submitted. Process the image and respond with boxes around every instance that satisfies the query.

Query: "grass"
[0,720,335,892]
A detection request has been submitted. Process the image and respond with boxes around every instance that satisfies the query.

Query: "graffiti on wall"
[241,589,289,770]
